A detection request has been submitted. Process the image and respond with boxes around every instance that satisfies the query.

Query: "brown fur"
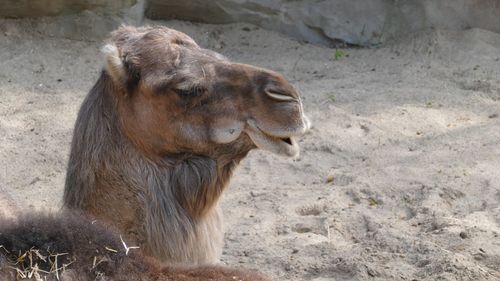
[63,26,309,264]
[0,211,271,281]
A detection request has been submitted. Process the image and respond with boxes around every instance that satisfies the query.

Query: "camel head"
[102,26,310,159]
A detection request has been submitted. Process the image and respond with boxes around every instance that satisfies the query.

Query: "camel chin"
[245,120,302,158]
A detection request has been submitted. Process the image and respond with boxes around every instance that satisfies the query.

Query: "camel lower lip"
[245,122,300,157]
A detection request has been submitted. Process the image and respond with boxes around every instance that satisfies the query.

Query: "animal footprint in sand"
[296,204,324,216]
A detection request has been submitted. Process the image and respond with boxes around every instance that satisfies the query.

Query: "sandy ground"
[1,16,499,281]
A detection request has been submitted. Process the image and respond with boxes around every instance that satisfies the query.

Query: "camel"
[0,211,271,281]
[63,26,310,264]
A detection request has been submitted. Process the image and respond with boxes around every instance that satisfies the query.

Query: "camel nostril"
[265,88,296,102]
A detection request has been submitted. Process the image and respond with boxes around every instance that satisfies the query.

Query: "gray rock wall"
[145,0,500,46]
[1,0,499,46]
[0,0,137,18]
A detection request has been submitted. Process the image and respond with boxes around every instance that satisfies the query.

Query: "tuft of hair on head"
[101,43,126,86]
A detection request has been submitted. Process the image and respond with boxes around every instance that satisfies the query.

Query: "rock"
[2,0,500,47]
[0,5,144,41]
[0,0,137,18]
[145,0,500,47]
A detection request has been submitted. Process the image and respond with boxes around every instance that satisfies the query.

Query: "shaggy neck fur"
[64,72,247,262]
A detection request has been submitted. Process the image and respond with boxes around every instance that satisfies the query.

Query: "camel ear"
[101,44,126,86]
[101,44,141,94]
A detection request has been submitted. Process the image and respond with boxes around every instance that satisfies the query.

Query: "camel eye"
[174,87,205,98]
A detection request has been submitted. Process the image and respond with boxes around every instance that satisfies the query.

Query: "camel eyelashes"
[174,87,205,97]
[265,89,296,102]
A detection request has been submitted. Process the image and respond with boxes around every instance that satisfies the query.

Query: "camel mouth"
[245,121,301,158]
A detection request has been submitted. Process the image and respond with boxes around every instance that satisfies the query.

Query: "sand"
[0,16,499,281]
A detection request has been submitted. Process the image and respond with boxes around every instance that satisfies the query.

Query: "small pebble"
[326,175,334,183]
